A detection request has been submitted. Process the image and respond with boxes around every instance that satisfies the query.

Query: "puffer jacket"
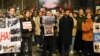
[82,18,93,41]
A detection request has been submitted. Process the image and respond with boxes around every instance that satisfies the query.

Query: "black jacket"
[59,15,73,45]
[20,18,35,38]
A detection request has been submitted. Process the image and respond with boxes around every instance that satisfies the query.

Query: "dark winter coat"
[20,18,35,38]
[59,15,73,45]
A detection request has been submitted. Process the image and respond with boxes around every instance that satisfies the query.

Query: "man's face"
[65,10,70,16]
[8,8,16,16]
[79,9,84,15]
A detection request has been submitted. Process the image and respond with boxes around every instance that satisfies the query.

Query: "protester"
[74,8,86,55]
[0,4,100,56]
[82,13,94,56]
[20,10,35,56]
[33,11,42,47]
[4,6,17,56]
[42,10,56,56]
[59,9,73,56]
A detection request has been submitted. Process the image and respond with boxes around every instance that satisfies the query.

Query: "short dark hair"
[78,8,84,11]
[7,6,16,11]
[23,10,32,15]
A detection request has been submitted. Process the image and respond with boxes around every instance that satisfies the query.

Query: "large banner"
[42,16,55,36]
[93,23,100,53]
[0,18,21,54]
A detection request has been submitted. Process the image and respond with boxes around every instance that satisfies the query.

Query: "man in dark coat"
[59,9,73,56]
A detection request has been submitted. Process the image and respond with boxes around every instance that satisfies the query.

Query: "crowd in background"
[0,6,100,56]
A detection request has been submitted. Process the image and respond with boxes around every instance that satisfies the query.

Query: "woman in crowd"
[42,10,56,56]
[33,11,43,47]
[82,13,94,56]
[20,10,35,56]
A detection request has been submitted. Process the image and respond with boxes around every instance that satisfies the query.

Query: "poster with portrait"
[93,23,100,53]
[42,16,55,36]
[0,18,21,54]
[44,25,54,36]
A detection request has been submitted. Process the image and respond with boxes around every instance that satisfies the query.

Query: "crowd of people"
[0,6,100,56]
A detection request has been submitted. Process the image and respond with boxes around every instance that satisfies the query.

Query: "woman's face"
[39,12,43,16]
[73,13,78,18]
[47,11,52,16]
[87,14,92,19]
[25,11,30,17]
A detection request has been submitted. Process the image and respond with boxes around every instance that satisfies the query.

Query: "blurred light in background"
[39,0,59,8]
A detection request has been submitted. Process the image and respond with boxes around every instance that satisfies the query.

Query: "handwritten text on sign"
[22,21,32,29]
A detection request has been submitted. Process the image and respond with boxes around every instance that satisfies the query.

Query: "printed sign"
[22,21,32,29]
[42,16,55,25]
[93,23,100,53]
[44,25,54,36]
[0,18,21,54]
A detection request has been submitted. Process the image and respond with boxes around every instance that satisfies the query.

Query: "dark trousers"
[60,43,70,56]
[0,53,14,56]
[74,31,83,52]
[42,37,54,56]
[83,41,94,56]
[52,37,57,53]
[94,53,100,56]
[35,35,43,45]
[20,37,32,56]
